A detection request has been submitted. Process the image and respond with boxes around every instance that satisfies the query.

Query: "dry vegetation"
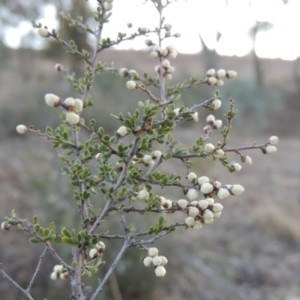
[0,48,300,300]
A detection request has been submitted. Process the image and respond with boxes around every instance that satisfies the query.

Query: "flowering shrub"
[1,1,279,299]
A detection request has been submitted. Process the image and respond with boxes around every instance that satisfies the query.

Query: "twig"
[0,266,34,300]
[26,247,47,293]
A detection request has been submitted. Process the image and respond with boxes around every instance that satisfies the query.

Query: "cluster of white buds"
[89,241,106,259]
[103,0,113,11]
[186,172,244,200]
[203,114,223,133]
[206,69,237,86]
[154,59,175,80]
[264,136,279,154]
[43,93,83,125]
[143,247,168,277]
[142,150,162,167]
[150,45,178,60]
[50,265,69,280]
[182,197,224,228]
[119,67,139,79]
[159,196,173,209]
[1,221,11,230]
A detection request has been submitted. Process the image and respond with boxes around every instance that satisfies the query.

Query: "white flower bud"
[50,272,59,280]
[73,99,83,113]
[212,203,223,213]
[1,222,11,230]
[211,183,220,192]
[16,125,28,134]
[231,184,245,196]
[103,2,113,10]
[66,112,80,125]
[203,209,213,219]
[207,77,217,86]
[89,248,99,258]
[188,206,200,218]
[45,93,60,107]
[214,149,225,159]
[126,80,137,90]
[126,22,132,28]
[197,176,209,185]
[143,154,153,165]
[174,32,181,38]
[166,74,173,80]
[216,79,224,86]
[155,266,166,277]
[117,126,128,137]
[231,162,242,172]
[206,69,216,77]
[242,155,252,165]
[217,188,230,199]
[148,247,159,257]
[204,143,215,153]
[162,59,170,68]
[128,69,139,78]
[187,172,197,182]
[187,188,199,200]
[138,27,148,33]
[269,136,279,145]
[169,51,178,59]
[206,197,214,205]
[174,108,181,116]
[119,68,128,77]
[213,119,223,129]
[191,112,198,122]
[95,153,101,160]
[159,196,166,205]
[53,265,64,272]
[193,221,203,230]
[145,38,154,46]
[152,256,163,266]
[38,28,49,37]
[162,199,173,209]
[164,23,172,31]
[191,200,198,206]
[177,199,188,209]
[95,241,105,252]
[138,189,149,200]
[265,145,277,154]
[143,256,153,267]
[60,272,69,280]
[204,218,214,224]
[214,211,222,218]
[168,66,175,73]
[216,69,226,79]
[200,183,214,194]
[226,70,237,79]
[198,199,209,210]
[206,114,215,123]
[160,256,168,265]
[211,99,222,110]
[185,216,195,227]
[64,97,75,108]
[55,63,63,71]
[160,48,168,57]
[150,51,159,58]
[152,150,162,160]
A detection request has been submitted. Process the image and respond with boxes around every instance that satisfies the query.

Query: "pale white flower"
[269,136,279,145]
[197,176,209,185]
[66,112,80,125]
[45,93,60,107]
[187,188,199,200]
[216,69,226,79]
[265,145,277,154]
[204,143,215,153]
[177,199,188,209]
[126,80,137,90]
[185,217,195,227]
[138,189,149,200]
[200,183,214,194]
[188,207,200,218]
[211,99,222,110]
[148,247,159,257]
[16,125,28,134]
[198,199,209,210]
[217,188,230,199]
[187,172,197,182]
[117,126,128,137]
[155,266,166,277]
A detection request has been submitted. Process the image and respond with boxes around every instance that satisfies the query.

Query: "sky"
[3,0,300,60]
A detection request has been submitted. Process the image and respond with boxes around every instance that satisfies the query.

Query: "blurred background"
[0,0,300,299]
